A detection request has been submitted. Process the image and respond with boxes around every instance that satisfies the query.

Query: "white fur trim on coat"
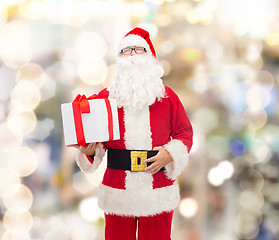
[98,172,180,217]
[123,106,152,150]
[117,34,153,57]
[163,139,189,180]
[76,143,106,173]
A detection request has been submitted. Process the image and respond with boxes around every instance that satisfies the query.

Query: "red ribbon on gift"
[72,94,114,147]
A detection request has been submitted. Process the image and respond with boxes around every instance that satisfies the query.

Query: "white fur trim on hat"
[76,143,106,173]
[117,34,153,56]
[163,139,189,180]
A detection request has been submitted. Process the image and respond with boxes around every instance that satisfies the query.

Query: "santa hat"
[117,27,157,59]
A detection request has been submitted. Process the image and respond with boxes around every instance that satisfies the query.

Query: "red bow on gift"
[72,94,114,147]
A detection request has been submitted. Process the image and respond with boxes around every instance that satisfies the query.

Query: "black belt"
[107,149,165,172]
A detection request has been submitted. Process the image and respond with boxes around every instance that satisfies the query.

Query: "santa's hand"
[74,142,98,156]
[144,146,173,174]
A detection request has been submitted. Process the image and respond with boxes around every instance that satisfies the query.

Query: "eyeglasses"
[120,47,147,55]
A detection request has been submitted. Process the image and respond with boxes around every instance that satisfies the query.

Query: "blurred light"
[218,161,234,179]
[205,42,223,60]
[243,109,267,129]
[44,216,71,239]
[40,75,57,101]
[0,103,5,122]
[0,6,8,24]
[45,61,76,86]
[7,109,37,136]
[79,197,104,222]
[254,70,275,90]
[158,60,171,76]
[58,1,90,27]
[3,184,33,211]
[2,231,31,240]
[186,10,199,24]
[239,190,264,211]
[11,82,41,111]
[189,131,201,154]
[218,0,275,37]
[102,64,115,88]
[189,63,209,93]
[230,140,246,157]
[0,123,23,152]
[180,47,203,63]
[16,63,46,88]
[8,146,38,177]
[239,169,264,191]
[207,135,230,160]
[265,32,279,46]
[78,1,126,17]
[145,0,165,5]
[212,233,234,240]
[246,84,270,112]
[208,167,224,186]
[31,118,55,141]
[234,209,261,239]
[154,13,172,27]
[159,41,175,55]
[73,171,96,194]
[186,2,214,25]
[264,183,279,204]
[208,161,234,186]
[0,65,17,101]
[77,56,108,86]
[2,45,32,69]
[192,107,218,133]
[0,168,21,197]
[178,198,198,218]
[131,2,149,17]
[0,0,25,8]
[0,21,31,46]
[0,21,32,68]
[19,0,45,20]
[257,125,279,153]
[248,139,270,164]
[245,41,262,62]
[75,32,107,59]
[3,208,33,234]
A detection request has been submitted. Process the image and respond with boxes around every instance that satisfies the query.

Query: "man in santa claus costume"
[75,27,193,240]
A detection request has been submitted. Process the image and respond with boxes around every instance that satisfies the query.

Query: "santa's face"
[108,47,165,111]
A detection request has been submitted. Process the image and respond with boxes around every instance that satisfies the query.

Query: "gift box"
[61,94,120,146]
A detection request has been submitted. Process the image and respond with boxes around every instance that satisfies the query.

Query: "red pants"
[104,211,174,240]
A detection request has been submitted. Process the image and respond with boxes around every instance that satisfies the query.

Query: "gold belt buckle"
[130,151,147,172]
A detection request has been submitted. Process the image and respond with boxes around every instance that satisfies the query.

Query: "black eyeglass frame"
[120,47,147,55]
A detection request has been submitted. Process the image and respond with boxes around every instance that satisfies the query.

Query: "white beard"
[108,54,165,111]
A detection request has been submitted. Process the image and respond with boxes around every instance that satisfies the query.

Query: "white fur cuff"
[76,143,106,173]
[163,139,189,180]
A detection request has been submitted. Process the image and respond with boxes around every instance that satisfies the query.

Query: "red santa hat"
[117,27,157,59]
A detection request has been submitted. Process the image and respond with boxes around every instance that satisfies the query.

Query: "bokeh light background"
[0,0,279,239]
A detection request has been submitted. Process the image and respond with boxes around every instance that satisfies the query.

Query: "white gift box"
[61,98,120,146]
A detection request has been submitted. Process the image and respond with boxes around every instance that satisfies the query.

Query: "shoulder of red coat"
[98,88,109,98]
[163,85,177,98]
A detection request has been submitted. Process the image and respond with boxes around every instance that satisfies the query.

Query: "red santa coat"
[76,86,193,217]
